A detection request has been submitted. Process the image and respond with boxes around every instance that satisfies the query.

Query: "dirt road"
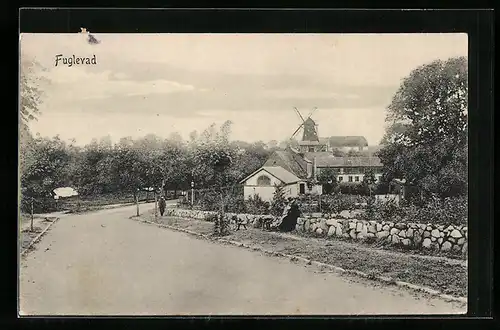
[19,203,466,315]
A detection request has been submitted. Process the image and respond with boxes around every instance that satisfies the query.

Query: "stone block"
[391,235,400,244]
[431,229,440,238]
[457,237,465,245]
[368,225,377,233]
[441,241,452,251]
[335,225,343,237]
[327,226,336,237]
[390,228,400,235]
[395,223,407,230]
[376,230,389,239]
[450,229,463,238]
[398,230,406,238]
[326,219,338,226]
[402,238,410,246]
[406,228,414,238]
[422,238,432,248]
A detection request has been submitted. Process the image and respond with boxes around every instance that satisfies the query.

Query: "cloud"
[42,67,197,103]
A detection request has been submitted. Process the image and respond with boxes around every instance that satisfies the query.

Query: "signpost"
[136,188,140,216]
[154,189,158,218]
[30,197,34,232]
[191,181,194,207]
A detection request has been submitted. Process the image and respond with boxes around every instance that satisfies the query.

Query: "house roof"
[239,166,302,185]
[262,166,302,184]
[328,136,369,147]
[303,152,383,167]
[263,150,309,178]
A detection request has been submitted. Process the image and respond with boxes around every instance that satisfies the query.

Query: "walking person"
[158,195,166,216]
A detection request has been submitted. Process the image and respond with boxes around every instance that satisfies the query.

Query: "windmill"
[289,107,319,142]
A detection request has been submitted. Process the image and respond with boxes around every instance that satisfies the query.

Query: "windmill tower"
[289,107,328,153]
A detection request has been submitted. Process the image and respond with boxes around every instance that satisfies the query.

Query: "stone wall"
[297,217,467,254]
[164,208,467,255]
[164,208,273,228]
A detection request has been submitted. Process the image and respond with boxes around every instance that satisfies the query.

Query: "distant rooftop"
[328,136,369,147]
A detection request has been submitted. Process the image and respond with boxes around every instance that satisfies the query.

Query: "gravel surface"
[151,213,468,298]
[20,204,466,315]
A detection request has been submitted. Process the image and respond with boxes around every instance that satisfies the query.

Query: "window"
[308,147,315,152]
[257,175,271,186]
[338,176,343,182]
[348,176,353,182]
[299,183,306,194]
[355,176,359,182]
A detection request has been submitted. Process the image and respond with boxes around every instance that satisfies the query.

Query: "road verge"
[20,217,60,257]
[130,214,467,306]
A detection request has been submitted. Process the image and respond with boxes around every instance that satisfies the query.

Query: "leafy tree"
[378,56,468,200]
[317,167,339,194]
[362,168,377,196]
[331,148,346,157]
[20,136,73,212]
[270,183,287,216]
[346,149,362,157]
[20,56,48,130]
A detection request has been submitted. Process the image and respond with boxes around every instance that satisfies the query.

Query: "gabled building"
[240,116,384,201]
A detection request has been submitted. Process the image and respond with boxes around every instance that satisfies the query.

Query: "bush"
[318,193,358,217]
[270,184,287,216]
[404,195,467,225]
[245,194,270,215]
[225,194,246,213]
[338,182,369,195]
[363,194,467,225]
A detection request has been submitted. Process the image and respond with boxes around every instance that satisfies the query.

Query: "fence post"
[30,197,34,232]
[154,190,158,219]
[318,193,322,213]
[136,189,140,216]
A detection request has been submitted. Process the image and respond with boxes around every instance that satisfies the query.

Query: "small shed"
[53,187,79,200]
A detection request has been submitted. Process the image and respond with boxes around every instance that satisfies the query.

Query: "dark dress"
[159,198,166,216]
[278,201,301,232]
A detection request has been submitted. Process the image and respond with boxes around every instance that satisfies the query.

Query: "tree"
[317,167,339,194]
[20,136,73,212]
[331,148,346,157]
[270,183,287,216]
[20,56,48,130]
[362,168,377,196]
[378,56,468,200]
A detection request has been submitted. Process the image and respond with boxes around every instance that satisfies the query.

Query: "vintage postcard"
[19,32,468,315]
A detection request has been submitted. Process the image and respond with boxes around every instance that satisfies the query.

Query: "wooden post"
[30,197,34,232]
[136,190,139,216]
[154,190,158,219]
[318,193,321,213]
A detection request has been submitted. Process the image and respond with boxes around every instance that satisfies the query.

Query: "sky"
[20,33,467,146]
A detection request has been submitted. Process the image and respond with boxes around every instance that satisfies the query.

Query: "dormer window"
[257,175,271,186]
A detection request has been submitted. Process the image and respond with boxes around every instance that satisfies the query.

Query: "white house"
[239,166,322,202]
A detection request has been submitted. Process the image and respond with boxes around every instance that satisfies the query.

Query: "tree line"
[19,55,468,213]
[19,121,276,206]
